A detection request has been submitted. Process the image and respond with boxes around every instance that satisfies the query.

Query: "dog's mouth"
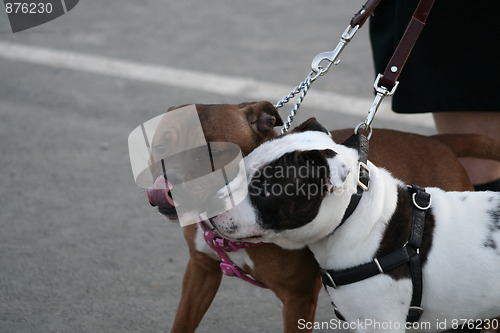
[235,234,267,242]
[146,176,178,220]
[206,218,268,242]
[224,233,266,242]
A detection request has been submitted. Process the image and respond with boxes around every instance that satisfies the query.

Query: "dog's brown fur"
[164,103,500,333]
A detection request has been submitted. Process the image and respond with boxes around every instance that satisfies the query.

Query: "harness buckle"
[373,258,384,274]
[407,306,424,322]
[321,269,337,289]
[357,161,370,191]
[212,237,241,252]
[212,237,225,248]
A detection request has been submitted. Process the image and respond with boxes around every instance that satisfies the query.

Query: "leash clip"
[311,24,359,75]
[369,74,399,125]
[356,74,400,133]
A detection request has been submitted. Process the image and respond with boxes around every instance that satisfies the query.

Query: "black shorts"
[369,0,500,114]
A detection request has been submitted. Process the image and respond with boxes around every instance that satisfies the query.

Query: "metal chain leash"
[275,70,320,135]
[275,25,359,135]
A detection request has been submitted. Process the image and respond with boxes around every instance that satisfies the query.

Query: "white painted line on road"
[0,40,434,127]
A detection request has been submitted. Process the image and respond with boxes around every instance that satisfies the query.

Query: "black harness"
[321,134,432,323]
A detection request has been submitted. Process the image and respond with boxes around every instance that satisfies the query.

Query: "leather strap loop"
[378,0,436,90]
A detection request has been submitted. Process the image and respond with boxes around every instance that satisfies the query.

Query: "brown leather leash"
[378,0,436,91]
[357,0,436,133]
[350,0,383,28]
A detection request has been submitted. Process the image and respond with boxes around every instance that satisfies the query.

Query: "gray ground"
[0,1,439,332]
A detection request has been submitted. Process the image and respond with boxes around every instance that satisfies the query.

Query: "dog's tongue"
[146,177,176,208]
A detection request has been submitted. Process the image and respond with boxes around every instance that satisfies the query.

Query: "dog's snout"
[146,176,175,208]
[210,215,239,235]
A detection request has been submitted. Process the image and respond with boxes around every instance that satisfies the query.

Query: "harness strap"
[320,185,431,323]
[407,254,424,321]
[321,247,410,288]
[407,185,431,321]
[199,222,267,288]
[409,185,431,248]
[337,133,370,229]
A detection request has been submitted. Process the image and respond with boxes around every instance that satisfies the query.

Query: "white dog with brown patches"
[210,124,500,332]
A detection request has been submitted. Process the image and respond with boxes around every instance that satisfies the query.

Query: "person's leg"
[433,112,500,190]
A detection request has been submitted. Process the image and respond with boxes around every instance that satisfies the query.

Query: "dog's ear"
[300,149,351,191]
[291,118,330,135]
[298,149,348,192]
[328,154,351,190]
[244,101,284,134]
[299,148,337,162]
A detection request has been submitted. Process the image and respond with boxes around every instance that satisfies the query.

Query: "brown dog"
[148,102,500,333]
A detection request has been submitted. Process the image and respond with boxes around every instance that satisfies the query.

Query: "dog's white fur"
[211,131,500,332]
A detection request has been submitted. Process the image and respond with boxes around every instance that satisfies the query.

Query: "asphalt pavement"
[0,1,437,332]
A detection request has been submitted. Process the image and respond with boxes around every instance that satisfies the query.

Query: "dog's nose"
[146,176,176,208]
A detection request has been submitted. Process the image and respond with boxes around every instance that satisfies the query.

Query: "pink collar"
[200,222,267,288]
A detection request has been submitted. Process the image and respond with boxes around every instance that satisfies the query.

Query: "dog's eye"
[154,145,166,154]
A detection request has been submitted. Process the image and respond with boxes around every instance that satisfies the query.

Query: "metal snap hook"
[311,24,359,74]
